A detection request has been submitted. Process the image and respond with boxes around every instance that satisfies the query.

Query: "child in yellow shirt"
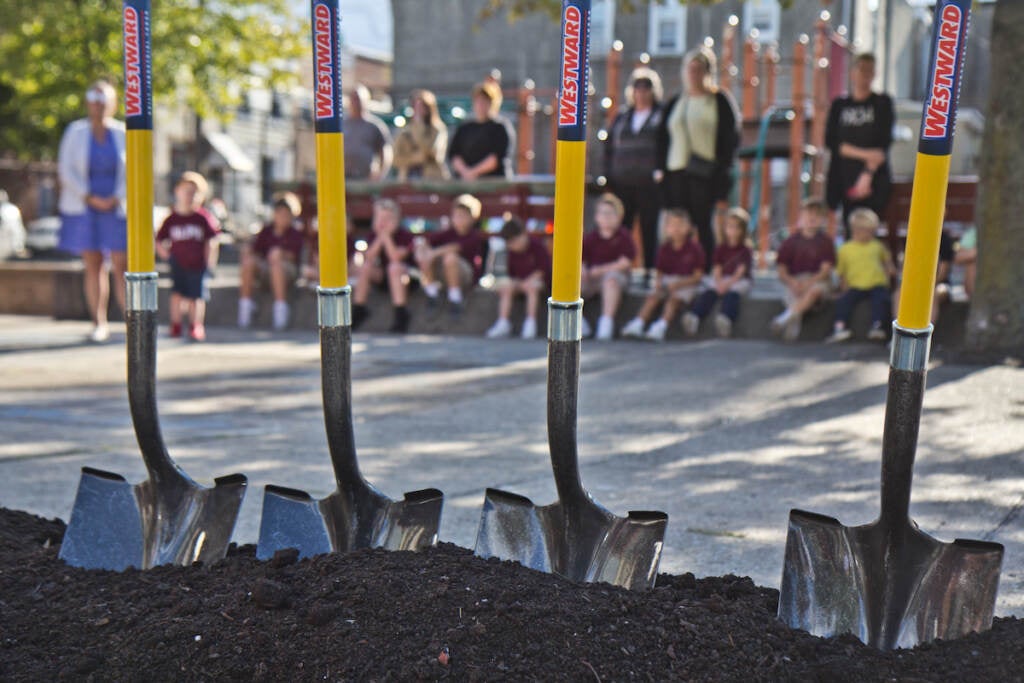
[826,208,896,343]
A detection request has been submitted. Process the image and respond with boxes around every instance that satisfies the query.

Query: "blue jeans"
[691,289,741,321]
[834,286,890,326]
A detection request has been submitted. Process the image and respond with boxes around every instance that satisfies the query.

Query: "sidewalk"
[0,314,1020,615]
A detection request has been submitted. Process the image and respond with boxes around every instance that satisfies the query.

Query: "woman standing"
[657,47,740,271]
[602,67,664,277]
[57,80,127,342]
[393,89,449,181]
[447,80,512,180]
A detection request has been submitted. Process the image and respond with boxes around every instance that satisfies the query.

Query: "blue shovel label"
[122,0,153,131]
[557,0,590,142]
[918,0,971,156]
[312,0,343,134]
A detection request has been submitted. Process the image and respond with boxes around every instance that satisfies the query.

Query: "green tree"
[0,0,304,160]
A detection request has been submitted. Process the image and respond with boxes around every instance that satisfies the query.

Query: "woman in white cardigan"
[57,80,127,342]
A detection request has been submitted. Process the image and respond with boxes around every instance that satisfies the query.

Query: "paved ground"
[0,314,1021,616]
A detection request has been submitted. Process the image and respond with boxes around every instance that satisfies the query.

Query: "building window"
[648,1,686,56]
[590,0,616,55]
[744,0,781,44]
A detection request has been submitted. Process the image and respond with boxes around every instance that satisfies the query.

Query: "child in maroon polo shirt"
[621,208,705,342]
[415,193,484,318]
[155,172,219,341]
[683,207,754,338]
[581,193,636,340]
[352,199,417,333]
[771,197,836,341]
[486,218,551,339]
[238,192,305,330]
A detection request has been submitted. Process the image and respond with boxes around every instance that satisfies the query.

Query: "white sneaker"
[520,317,538,339]
[272,301,290,330]
[580,316,592,338]
[89,324,110,343]
[825,327,853,344]
[595,315,614,341]
[645,319,668,342]
[238,298,255,329]
[714,313,733,338]
[486,318,512,338]
[867,324,887,341]
[783,314,802,342]
[621,317,645,338]
[770,309,791,336]
[682,312,700,337]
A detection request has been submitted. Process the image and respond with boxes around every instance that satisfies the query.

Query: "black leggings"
[612,180,662,271]
[662,169,715,271]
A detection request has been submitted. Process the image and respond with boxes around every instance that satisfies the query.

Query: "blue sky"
[289,0,393,58]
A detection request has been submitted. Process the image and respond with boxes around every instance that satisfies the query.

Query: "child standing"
[415,194,484,318]
[621,208,705,341]
[772,198,836,341]
[486,219,550,339]
[684,207,753,338]
[826,208,895,342]
[155,172,219,341]
[581,193,636,340]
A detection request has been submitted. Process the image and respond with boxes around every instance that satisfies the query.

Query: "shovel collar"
[126,272,158,312]
[548,298,583,342]
[318,286,352,327]
[890,322,933,372]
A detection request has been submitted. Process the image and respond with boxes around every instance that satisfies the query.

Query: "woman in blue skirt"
[57,80,128,342]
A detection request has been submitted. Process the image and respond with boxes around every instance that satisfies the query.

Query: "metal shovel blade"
[474,303,667,591]
[59,280,247,571]
[256,289,443,561]
[778,328,1003,650]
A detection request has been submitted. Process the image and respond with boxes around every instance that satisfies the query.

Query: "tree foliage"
[0,0,305,160]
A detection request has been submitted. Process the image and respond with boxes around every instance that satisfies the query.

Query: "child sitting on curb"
[621,208,705,342]
[581,193,636,340]
[238,192,305,330]
[486,219,550,339]
[826,207,895,343]
[415,194,485,318]
[352,199,416,333]
[683,207,753,338]
[771,198,836,342]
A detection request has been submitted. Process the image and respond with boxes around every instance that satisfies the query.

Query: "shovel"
[778,0,1003,649]
[474,0,667,591]
[59,0,247,571]
[255,0,442,560]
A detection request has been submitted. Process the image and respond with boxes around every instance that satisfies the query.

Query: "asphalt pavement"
[0,314,1021,616]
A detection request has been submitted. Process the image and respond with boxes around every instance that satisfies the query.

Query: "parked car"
[0,190,27,261]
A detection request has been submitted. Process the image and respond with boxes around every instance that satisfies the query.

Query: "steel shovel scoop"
[474,1,667,590]
[59,2,246,571]
[778,0,1003,650]
[256,0,442,561]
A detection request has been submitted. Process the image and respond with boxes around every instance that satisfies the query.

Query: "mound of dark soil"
[0,508,1020,681]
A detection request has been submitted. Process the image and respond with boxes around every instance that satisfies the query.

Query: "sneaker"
[580,316,592,338]
[770,309,791,336]
[825,327,852,344]
[425,295,439,312]
[89,324,110,343]
[272,301,290,331]
[169,322,182,338]
[389,306,410,333]
[783,314,802,342]
[621,317,645,339]
[645,319,668,342]
[189,323,206,342]
[448,300,463,320]
[237,298,255,329]
[867,324,888,341]
[595,315,614,341]
[486,318,512,339]
[520,317,538,340]
[682,312,700,337]
[714,313,733,338]
[352,304,370,330]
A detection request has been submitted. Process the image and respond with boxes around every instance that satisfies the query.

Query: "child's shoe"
[867,323,887,341]
[237,298,255,329]
[714,313,733,338]
[272,301,290,331]
[682,312,700,337]
[520,317,538,340]
[486,318,512,338]
[189,323,206,342]
[621,317,645,338]
[595,315,614,341]
[783,314,802,342]
[169,322,182,338]
[770,309,791,336]
[645,319,668,342]
[825,325,852,344]
[389,306,411,333]
[580,316,592,338]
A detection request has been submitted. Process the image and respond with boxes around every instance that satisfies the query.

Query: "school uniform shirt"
[253,223,305,262]
[428,227,485,277]
[156,210,219,271]
[837,239,889,290]
[655,237,706,277]
[777,231,836,276]
[506,236,551,281]
[713,243,753,279]
[582,227,636,268]
[367,228,416,265]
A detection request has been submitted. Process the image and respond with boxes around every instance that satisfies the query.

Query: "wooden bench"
[880,175,978,256]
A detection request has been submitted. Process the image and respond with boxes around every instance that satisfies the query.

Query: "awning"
[204,131,255,173]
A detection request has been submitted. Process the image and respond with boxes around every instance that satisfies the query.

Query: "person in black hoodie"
[602,67,664,277]
[657,47,740,271]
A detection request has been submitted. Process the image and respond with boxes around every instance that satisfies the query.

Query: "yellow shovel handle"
[126,130,154,273]
[316,132,347,288]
